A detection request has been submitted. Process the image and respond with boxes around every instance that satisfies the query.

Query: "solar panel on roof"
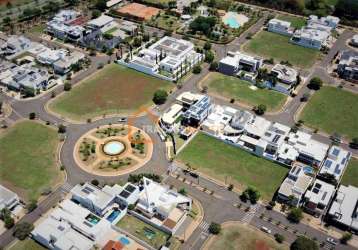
[321,191,327,201]
[334,164,341,175]
[325,160,333,169]
[273,135,281,143]
[341,157,346,165]
[332,148,340,157]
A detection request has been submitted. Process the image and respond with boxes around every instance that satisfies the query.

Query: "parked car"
[326,237,338,245]
[117,117,127,122]
[261,226,271,234]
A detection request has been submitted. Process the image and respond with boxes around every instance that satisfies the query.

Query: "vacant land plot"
[177,133,288,201]
[49,64,172,121]
[277,14,306,29]
[300,86,358,140]
[243,31,319,68]
[206,222,288,250]
[0,121,61,201]
[9,239,46,250]
[116,215,169,249]
[341,158,358,187]
[148,14,180,31]
[205,73,287,111]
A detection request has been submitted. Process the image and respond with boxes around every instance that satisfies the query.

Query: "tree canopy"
[189,16,217,36]
[291,236,318,250]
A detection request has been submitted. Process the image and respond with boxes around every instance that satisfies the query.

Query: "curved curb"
[72,125,154,177]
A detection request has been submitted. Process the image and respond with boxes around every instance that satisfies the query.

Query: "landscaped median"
[203,72,287,112]
[177,133,288,201]
[0,121,63,201]
[48,64,173,122]
[299,86,358,140]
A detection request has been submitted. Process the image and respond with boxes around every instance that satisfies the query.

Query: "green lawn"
[207,223,288,250]
[300,86,358,140]
[177,133,289,201]
[9,239,46,250]
[0,121,61,201]
[277,14,306,29]
[341,158,358,187]
[148,14,180,31]
[243,31,319,68]
[205,73,287,111]
[49,64,172,121]
[116,215,170,249]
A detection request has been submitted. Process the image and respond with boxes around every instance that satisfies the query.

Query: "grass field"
[341,158,358,187]
[9,239,46,250]
[0,121,61,201]
[277,14,306,29]
[206,223,288,250]
[300,86,358,140]
[243,31,319,68]
[116,215,169,249]
[148,14,180,31]
[177,133,288,201]
[205,73,287,111]
[49,64,172,121]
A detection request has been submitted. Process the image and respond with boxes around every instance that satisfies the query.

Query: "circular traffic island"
[75,124,153,176]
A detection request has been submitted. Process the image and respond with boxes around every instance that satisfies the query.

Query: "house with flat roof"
[0,185,20,211]
[219,51,263,75]
[53,50,85,75]
[182,95,212,127]
[117,182,140,206]
[175,91,204,109]
[304,179,335,216]
[160,103,183,132]
[86,15,117,33]
[307,15,340,29]
[260,122,291,159]
[270,64,298,94]
[124,36,203,81]
[0,35,32,58]
[134,177,192,234]
[290,27,330,50]
[278,163,314,206]
[268,19,294,36]
[328,185,358,232]
[337,50,358,81]
[319,146,351,182]
[202,105,237,136]
[36,48,67,65]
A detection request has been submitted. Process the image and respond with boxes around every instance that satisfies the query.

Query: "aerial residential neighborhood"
[0,0,357,250]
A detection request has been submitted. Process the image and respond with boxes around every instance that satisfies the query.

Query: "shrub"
[274,233,285,243]
[227,184,234,191]
[127,204,135,210]
[340,232,352,244]
[308,77,323,90]
[203,41,212,50]
[58,124,67,134]
[63,82,72,91]
[4,216,14,229]
[254,104,266,115]
[290,236,318,250]
[208,222,221,234]
[29,112,36,120]
[91,179,99,186]
[152,89,168,105]
[287,208,303,223]
[192,65,202,74]
[178,188,187,196]
[26,200,37,213]
[301,92,310,102]
[13,222,34,240]
[209,61,218,71]
[204,50,215,63]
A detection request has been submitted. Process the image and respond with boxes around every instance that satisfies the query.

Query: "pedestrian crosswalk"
[198,221,210,232]
[61,182,73,193]
[242,204,259,224]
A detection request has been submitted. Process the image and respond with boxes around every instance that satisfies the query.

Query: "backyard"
[205,222,288,250]
[205,72,287,111]
[0,121,61,201]
[49,64,172,121]
[243,31,320,68]
[299,86,358,140]
[276,14,306,29]
[341,158,358,187]
[177,133,289,201]
[116,215,170,249]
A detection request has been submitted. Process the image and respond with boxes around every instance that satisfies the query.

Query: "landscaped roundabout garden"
[74,124,153,176]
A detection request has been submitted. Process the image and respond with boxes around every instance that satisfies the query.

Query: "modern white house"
[304,179,335,216]
[117,182,140,206]
[123,36,203,81]
[182,95,212,127]
[328,185,358,232]
[159,103,184,132]
[202,105,237,136]
[53,51,85,75]
[268,19,294,36]
[269,64,298,94]
[0,185,20,211]
[36,48,68,65]
[0,35,32,59]
[319,146,351,182]
[176,91,205,109]
[290,27,330,50]
[218,51,263,75]
[307,15,340,30]
[277,163,314,206]
[337,50,358,81]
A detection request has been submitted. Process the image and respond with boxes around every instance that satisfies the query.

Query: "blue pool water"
[107,210,120,222]
[119,236,130,245]
[303,166,314,175]
[225,16,240,28]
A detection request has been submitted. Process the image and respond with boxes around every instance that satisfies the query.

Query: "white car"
[261,226,271,234]
[326,237,338,245]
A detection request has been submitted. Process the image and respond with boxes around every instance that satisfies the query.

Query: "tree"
[340,232,352,244]
[287,207,303,223]
[209,61,218,71]
[335,0,358,20]
[308,77,322,90]
[275,233,285,243]
[29,112,36,120]
[204,50,215,63]
[94,0,107,11]
[192,65,202,74]
[203,41,212,50]
[64,82,72,91]
[178,188,187,196]
[91,9,101,19]
[58,124,67,134]
[26,199,37,213]
[91,179,99,186]
[290,236,318,250]
[13,222,34,240]
[254,104,266,115]
[189,16,217,36]
[1,209,14,229]
[350,137,358,149]
[152,89,168,105]
[208,222,221,234]
[64,0,79,6]
[241,187,260,204]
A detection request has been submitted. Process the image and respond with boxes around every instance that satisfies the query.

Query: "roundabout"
[74,124,153,176]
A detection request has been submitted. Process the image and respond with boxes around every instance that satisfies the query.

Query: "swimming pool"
[303,166,314,175]
[222,12,249,29]
[107,210,120,223]
[119,236,130,245]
